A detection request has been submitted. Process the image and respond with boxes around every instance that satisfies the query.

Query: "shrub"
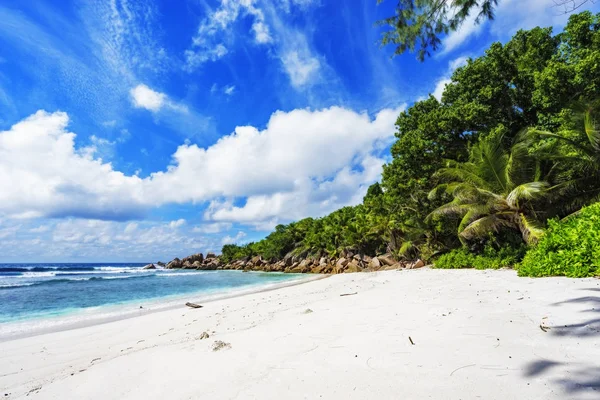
[518,202,600,277]
[434,243,525,270]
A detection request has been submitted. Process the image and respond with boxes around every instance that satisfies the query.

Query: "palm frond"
[529,130,596,158]
[457,205,492,233]
[434,166,489,188]
[459,215,514,240]
[506,181,550,208]
[584,106,600,151]
[518,214,545,244]
[427,203,471,219]
[473,138,509,193]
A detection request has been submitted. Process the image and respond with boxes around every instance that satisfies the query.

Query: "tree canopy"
[220,11,600,276]
[377,0,595,60]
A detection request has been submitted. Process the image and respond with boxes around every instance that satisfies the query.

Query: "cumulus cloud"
[0,110,146,220]
[0,106,401,225]
[130,84,188,113]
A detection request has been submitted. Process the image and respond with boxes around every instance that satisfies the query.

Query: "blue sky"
[0,0,597,262]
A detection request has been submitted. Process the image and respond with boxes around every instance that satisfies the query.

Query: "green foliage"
[377,0,498,61]
[220,244,255,264]
[518,202,600,277]
[428,130,548,244]
[434,243,525,270]
[219,12,600,274]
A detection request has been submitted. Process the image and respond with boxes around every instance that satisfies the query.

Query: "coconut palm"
[526,101,600,214]
[428,133,549,244]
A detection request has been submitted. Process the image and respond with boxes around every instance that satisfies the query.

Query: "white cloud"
[169,219,186,229]
[223,85,236,95]
[429,55,469,100]
[30,225,50,233]
[44,218,219,261]
[130,84,166,111]
[491,0,586,37]
[0,110,146,220]
[440,12,484,56]
[432,78,451,101]
[192,222,233,234]
[252,21,272,44]
[184,0,271,71]
[221,231,247,245]
[0,106,401,225]
[205,153,387,227]
[129,84,188,113]
[439,0,600,56]
[278,0,318,13]
[184,0,325,90]
[281,50,321,88]
[102,120,117,127]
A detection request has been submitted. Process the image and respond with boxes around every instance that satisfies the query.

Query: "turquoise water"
[0,263,302,323]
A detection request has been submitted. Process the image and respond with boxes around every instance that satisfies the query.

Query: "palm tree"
[527,101,600,214]
[428,133,548,245]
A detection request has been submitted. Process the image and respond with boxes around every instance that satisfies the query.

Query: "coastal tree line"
[220,11,600,277]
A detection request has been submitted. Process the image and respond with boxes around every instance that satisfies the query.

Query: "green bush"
[434,244,525,270]
[518,202,600,277]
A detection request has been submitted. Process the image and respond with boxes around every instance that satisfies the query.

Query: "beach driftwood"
[340,292,357,297]
[185,302,203,309]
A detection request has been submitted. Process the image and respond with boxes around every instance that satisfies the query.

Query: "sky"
[0,0,598,262]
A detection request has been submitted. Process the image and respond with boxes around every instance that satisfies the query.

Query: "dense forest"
[220,11,600,277]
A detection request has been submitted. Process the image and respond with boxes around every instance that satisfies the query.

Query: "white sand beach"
[1,269,599,400]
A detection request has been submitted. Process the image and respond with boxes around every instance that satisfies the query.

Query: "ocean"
[0,263,305,330]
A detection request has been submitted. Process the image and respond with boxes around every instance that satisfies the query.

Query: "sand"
[0,268,599,399]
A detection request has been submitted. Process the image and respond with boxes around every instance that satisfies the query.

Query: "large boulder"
[271,261,285,272]
[345,259,363,273]
[319,257,328,266]
[142,263,156,270]
[251,255,263,266]
[206,252,217,259]
[283,252,294,266]
[408,259,425,269]
[166,258,182,269]
[369,257,382,270]
[185,253,204,264]
[336,258,349,268]
[377,254,396,266]
[383,262,403,271]
[285,262,299,273]
[182,260,194,269]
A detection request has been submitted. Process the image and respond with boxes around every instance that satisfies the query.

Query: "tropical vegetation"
[221,11,600,277]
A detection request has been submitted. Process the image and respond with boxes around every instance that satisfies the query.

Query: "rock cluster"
[166,252,221,270]
[164,250,425,275]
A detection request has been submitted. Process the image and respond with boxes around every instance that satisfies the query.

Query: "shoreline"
[1,269,599,399]
[0,272,326,342]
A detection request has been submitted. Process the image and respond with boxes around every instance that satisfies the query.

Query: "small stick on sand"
[186,302,203,309]
[340,292,357,297]
[409,336,415,345]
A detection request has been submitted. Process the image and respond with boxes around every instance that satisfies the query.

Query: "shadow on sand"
[522,288,600,397]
